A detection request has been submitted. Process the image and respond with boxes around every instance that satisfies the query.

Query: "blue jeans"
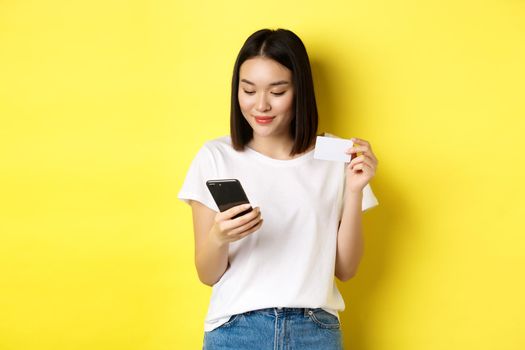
[203,307,343,349]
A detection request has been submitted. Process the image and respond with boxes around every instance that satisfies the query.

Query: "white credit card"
[313,136,353,162]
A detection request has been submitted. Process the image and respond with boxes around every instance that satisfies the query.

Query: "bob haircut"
[230,28,319,156]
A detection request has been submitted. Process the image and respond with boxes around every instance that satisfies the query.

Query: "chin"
[252,129,275,138]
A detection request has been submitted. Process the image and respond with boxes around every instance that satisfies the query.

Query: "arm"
[335,191,364,281]
[190,200,229,286]
[189,200,263,286]
[335,137,378,282]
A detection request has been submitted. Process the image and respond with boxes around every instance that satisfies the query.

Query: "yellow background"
[1,0,524,349]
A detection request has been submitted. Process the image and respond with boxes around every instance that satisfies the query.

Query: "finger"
[346,147,377,164]
[236,219,264,240]
[363,153,378,166]
[348,155,364,167]
[348,154,373,167]
[346,145,374,158]
[350,158,375,172]
[349,153,377,168]
[351,137,371,147]
[229,208,261,230]
[234,218,263,239]
[353,163,364,172]
[346,145,369,154]
[351,163,375,178]
[221,207,259,233]
[351,139,374,158]
[358,158,375,171]
[346,145,377,163]
[351,162,374,174]
[230,216,263,238]
[219,203,253,221]
[231,206,260,226]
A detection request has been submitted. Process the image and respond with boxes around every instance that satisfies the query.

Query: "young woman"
[178,28,379,349]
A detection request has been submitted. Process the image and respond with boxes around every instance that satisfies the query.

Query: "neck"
[247,134,296,160]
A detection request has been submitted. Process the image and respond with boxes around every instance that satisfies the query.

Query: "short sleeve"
[177,144,219,212]
[340,182,379,213]
[361,183,379,211]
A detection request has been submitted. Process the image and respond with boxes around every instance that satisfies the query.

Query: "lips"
[254,116,275,124]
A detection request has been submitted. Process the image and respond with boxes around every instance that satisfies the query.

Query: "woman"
[178,28,379,349]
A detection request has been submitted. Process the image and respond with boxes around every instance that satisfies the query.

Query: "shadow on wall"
[310,58,409,349]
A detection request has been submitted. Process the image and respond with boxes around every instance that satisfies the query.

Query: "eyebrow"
[240,79,290,86]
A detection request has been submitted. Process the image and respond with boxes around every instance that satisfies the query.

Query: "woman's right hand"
[209,204,263,246]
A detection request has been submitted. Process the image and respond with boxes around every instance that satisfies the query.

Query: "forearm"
[335,189,364,281]
[195,229,230,286]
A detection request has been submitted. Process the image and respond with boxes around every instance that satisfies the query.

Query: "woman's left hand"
[345,137,378,193]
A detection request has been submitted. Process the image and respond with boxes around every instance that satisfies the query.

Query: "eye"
[271,91,286,96]
[243,90,255,95]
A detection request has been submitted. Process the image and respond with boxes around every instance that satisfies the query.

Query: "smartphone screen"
[206,179,253,219]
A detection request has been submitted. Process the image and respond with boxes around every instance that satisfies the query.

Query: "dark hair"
[230,28,318,156]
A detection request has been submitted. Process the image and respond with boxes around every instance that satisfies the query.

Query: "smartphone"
[206,179,253,219]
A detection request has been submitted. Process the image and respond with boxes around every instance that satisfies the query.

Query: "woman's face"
[238,56,294,139]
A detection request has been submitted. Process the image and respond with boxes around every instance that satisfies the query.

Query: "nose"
[255,92,271,112]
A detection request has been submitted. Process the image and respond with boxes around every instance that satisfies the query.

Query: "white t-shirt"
[178,134,378,332]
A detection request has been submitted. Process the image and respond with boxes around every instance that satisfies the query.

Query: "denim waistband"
[245,307,316,317]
